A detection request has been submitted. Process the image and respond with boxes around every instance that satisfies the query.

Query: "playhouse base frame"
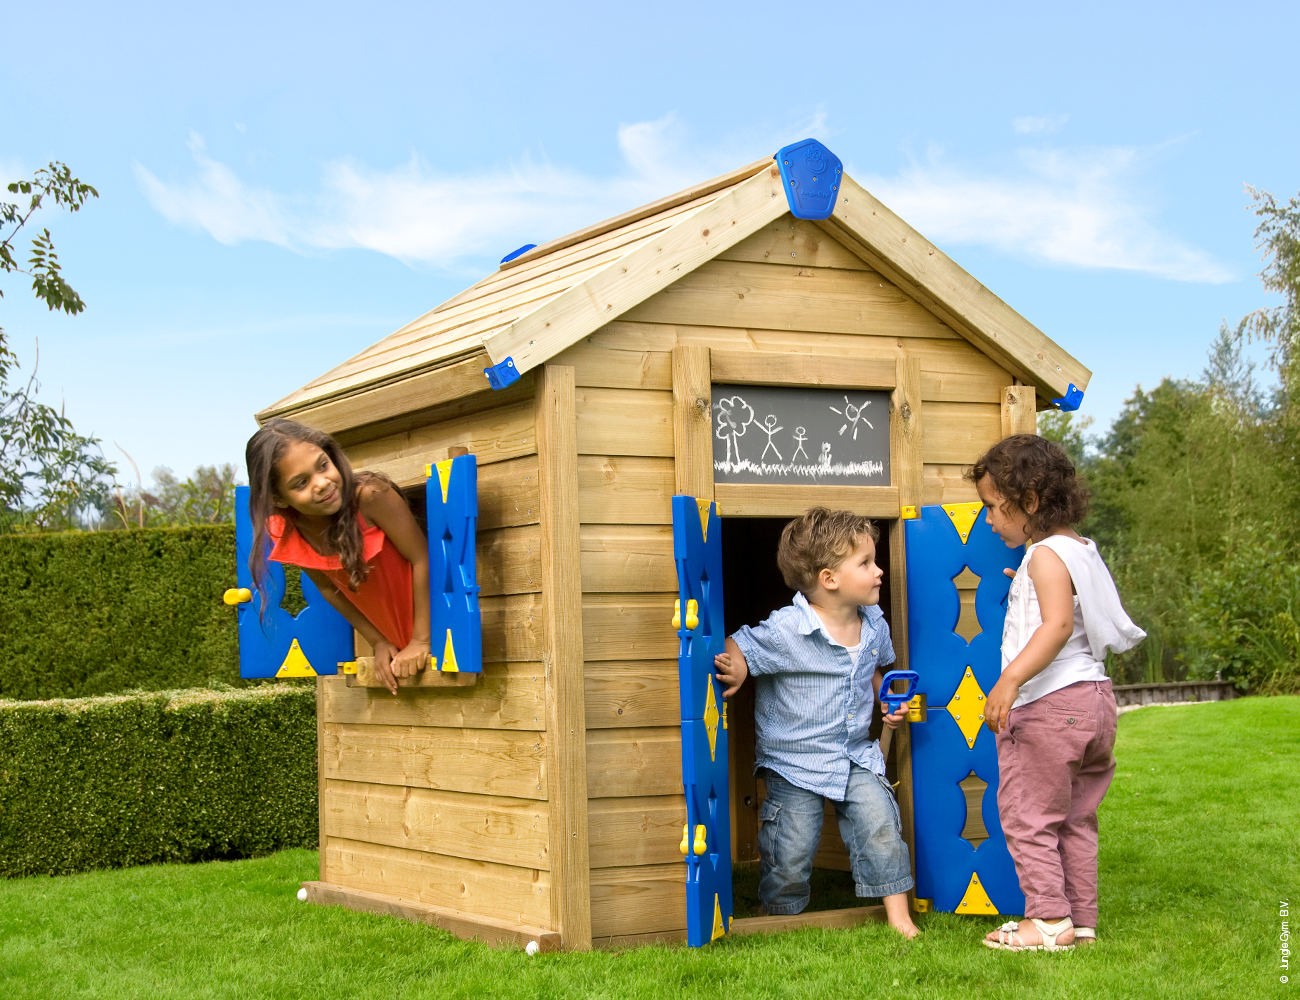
[300,881,563,951]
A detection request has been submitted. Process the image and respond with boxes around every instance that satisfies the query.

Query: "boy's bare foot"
[882,893,920,938]
[890,918,921,939]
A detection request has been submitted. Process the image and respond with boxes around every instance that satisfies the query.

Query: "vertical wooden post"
[888,355,923,669]
[534,364,593,950]
[889,354,924,899]
[316,676,329,884]
[672,345,714,500]
[1001,383,1038,437]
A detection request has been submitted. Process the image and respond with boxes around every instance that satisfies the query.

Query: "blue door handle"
[879,669,919,712]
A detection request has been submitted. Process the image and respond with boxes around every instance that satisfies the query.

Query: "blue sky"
[3,0,1296,485]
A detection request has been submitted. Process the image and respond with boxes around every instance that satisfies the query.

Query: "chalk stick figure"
[792,426,808,461]
[759,414,783,461]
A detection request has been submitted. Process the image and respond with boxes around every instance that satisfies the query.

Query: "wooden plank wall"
[316,397,556,934]
[558,216,1013,940]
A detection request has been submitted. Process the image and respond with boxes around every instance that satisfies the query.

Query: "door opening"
[721,514,896,918]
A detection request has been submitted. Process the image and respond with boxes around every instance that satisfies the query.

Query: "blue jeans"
[757,765,914,915]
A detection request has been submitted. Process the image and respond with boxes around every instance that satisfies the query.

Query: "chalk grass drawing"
[713,391,886,482]
[829,395,874,439]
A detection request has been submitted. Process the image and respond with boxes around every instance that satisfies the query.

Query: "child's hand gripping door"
[672,495,732,947]
[225,485,352,678]
[904,503,1025,915]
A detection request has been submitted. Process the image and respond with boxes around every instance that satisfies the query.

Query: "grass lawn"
[1,696,1295,999]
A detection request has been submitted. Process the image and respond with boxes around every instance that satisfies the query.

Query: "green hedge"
[0,526,240,699]
[0,686,316,877]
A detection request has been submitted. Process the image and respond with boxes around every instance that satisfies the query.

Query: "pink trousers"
[996,679,1117,927]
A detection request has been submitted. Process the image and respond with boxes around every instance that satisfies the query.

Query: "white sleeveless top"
[1002,534,1146,708]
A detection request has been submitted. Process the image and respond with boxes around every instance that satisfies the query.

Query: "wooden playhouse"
[253,140,1091,950]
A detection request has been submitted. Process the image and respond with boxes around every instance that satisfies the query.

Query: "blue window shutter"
[426,456,483,673]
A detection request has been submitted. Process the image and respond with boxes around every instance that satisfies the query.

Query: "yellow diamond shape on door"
[704,679,720,761]
[947,666,986,749]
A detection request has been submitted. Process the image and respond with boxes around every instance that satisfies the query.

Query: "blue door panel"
[905,503,1025,915]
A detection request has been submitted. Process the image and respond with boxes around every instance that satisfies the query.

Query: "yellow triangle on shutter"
[711,895,726,941]
[435,458,455,504]
[696,499,712,542]
[956,872,998,914]
[943,502,982,544]
[275,638,317,677]
[440,629,460,672]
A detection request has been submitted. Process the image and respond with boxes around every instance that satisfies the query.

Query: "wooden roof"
[260,152,1089,428]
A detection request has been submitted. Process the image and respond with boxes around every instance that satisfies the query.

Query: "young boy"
[713,507,919,938]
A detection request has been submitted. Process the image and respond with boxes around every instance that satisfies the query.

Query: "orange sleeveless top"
[267,513,413,649]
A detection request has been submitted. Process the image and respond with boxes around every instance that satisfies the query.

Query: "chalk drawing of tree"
[715,396,755,464]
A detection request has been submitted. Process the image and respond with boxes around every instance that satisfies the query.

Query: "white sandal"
[1073,926,1096,945]
[983,917,1076,952]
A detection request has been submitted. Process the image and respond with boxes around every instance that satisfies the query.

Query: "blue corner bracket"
[774,139,843,220]
[484,357,520,390]
[1052,383,1085,412]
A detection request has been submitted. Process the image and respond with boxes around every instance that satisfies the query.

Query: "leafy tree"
[1240,186,1300,402]
[1077,188,1300,692]
[1,162,115,530]
[107,464,242,528]
[1036,409,1094,469]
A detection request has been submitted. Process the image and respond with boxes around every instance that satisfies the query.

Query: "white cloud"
[134,133,292,248]
[1013,114,1070,135]
[855,144,1235,284]
[135,120,1232,284]
[133,115,827,270]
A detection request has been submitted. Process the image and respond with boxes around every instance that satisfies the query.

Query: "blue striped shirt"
[731,591,895,799]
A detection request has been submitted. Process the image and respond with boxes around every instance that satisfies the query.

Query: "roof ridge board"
[287,234,657,408]
[334,197,731,387]
[820,212,1040,382]
[824,179,1090,397]
[492,156,773,274]
[430,188,727,317]
[417,212,698,331]
[331,255,621,377]
[481,161,789,377]
[259,347,491,420]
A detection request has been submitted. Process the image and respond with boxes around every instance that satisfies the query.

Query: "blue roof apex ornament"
[774,139,843,220]
[484,357,520,390]
[1052,383,1085,411]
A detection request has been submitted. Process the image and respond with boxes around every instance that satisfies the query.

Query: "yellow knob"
[679,823,690,856]
[223,588,252,606]
[685,599,699,630]
[693,824,708,856]
[672,599,681,630]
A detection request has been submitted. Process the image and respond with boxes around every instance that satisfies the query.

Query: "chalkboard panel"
[712,384,891,485]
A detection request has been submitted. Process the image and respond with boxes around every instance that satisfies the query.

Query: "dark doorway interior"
[720,513,896,916]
